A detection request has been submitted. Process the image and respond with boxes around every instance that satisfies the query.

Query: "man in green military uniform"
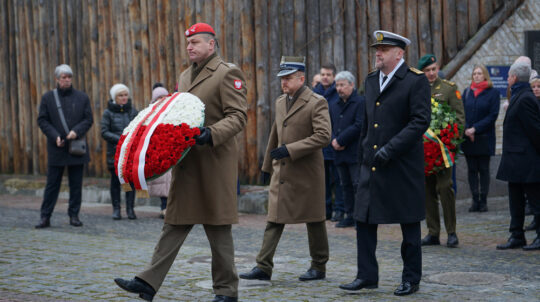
[418,54,465,248]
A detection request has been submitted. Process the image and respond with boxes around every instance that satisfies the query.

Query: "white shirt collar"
[380,58,405,91]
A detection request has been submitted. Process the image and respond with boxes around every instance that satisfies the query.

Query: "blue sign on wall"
[486,65,510,98]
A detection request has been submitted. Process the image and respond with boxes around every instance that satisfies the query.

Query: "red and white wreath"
[114,92,205,196]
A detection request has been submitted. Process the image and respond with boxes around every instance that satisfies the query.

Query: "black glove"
[373,146,390,166]
[260,172,270,185]
[195,127,213,145]
[270,145,289,160]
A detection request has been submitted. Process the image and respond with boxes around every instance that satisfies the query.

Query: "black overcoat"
[496,85,540,183]
[354,63,431,224]
[100,99,138,169]
[37,86,93,166]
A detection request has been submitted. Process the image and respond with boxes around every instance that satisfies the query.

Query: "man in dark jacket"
[340,30,430,296]
[35,64,93,228]
[330,71,364,228]
[496,61,540,251]
[313,63,345,221]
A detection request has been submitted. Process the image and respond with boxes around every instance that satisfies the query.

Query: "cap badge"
[185,30,189,36]
[376,32,384,42]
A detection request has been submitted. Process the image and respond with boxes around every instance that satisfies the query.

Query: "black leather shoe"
[112,208,121,220]
[336,217,355,228]
[447,233,459,248]
[331,211,344,222]
[477,204,488,212]
[69,216,83,227]
[394,281,419,296]
[114,277,156,301]
[496,237,526,250]
[421,234,440,246]
[298,268,325,281]
[525,219,537,231]
[35,217,50,229]
[239,267,270,280]
[339,278,378,291]
[212,295,238,302]
[522,237,540,251]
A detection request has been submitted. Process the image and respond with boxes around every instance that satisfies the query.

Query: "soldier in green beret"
[418,54,465,248]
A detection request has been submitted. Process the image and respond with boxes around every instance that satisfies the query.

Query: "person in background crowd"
[35,64,93,229]
[146,86,171,219]
[461,64,500,213]
[503,56,537,111]
[240,56,331,283]
[417,54,464,248]
[340,30,431,296]
[313,63,345,222]
[311,73,321,88]
[101,83,138,220]
[114,22,247,302]
[330,71,364,228]
[496,61,540,251]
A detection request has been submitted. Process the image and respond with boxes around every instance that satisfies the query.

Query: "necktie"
[382,75,388,84]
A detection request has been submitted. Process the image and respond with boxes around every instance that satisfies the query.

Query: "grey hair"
[55,64,73,78]
[335,71,355,85]
[509,61,531,82]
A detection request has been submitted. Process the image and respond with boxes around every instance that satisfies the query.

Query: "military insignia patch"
[234,80,242,90]
[409,67,423,74]
[376,32,383,42]
[455,90,461,99]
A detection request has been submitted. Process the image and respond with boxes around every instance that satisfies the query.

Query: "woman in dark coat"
[100,83,138,220]
[461,64,500,212]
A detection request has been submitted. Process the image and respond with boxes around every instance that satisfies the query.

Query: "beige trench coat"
[165,55,247,225]
[261,87,331,224]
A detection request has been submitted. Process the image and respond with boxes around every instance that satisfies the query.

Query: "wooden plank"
[456,0,468,49]
[405,0,418,65]
[27,0,40,174]
[344,0,357,80]
[332,0,345,71]
[293,0,305,55]
[393,0,405,36]
[380,0,393,32]
[306,0,320,82]
[140,0,152,92]
[417,0,432,56]
[356,0,369,84]
[468,0,480,37]
[225,0,234,61]
[254,0,270,178]
[430,0,443,65]
[240,0,257,183]
[268,0,281,122]
[319,0,333,65]
[89,0,103,176]
[7,0,21,173]
[479,0,493,25]
[0,0,11,171]
[156,0,168,84]
[280,0,294,56]
[213,0,224,64]
[443,0,457,61]
[147,0,159,84]
[203,0,214,24]
[367,0,379,69]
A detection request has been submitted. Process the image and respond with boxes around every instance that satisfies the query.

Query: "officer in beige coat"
[114,23,247,302]
[239,56,332,283]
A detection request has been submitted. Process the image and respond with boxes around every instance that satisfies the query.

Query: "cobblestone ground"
[0,193,538,301]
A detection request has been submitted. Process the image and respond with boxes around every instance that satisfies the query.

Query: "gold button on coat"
[373,145,378,149]
[374,123,379,128]
[372,167,376,172]
[376,102,380,106]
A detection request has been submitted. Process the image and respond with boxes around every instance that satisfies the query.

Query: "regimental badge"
[455,90,462,100]
[234,80,242,90]
[185,30,190,36]
[376,32,384,42]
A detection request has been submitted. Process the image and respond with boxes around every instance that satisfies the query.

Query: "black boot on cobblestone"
[331,211,344,222]
[112,199,121,220]
[239,267,270,280]
[35,217,50,229]
[339,278,378,291]
[478,194,488,212]
[421,234,440,246]
[69,216,83,227]
[496,236,526,250]
[522,237,540,251]
[126,199,137,220]
[447,233,459,248]
[394,281,419,296]
[525,218,537,231]
[114,277,155,301]
[468,194,480,212]
[212,295,238,302]
[298,268,325,281]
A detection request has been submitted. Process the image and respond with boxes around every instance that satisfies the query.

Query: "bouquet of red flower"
[114,92,205,196]
[423,98,462,176]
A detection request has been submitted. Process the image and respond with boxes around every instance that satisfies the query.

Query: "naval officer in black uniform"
[339,30,431,296]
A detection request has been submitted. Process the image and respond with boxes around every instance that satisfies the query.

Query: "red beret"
[185,23,216,37]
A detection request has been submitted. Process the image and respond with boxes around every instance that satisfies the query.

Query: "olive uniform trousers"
[137,223,238,297]
[255,221,329,276]
[425,167,456,236]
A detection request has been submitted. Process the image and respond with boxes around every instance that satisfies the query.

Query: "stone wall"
[450,0,540,154]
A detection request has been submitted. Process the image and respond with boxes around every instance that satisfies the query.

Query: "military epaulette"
[409,67,423,74]
[442,79,456,86]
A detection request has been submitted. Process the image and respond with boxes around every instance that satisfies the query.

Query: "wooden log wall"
[0,0,514,183]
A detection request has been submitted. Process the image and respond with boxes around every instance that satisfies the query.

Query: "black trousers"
[336,163,359,216]
[465,155,491,196]
[508,182,540,237]
[356,221,422,284]
[108,168,135,207]
[40,164,84,219]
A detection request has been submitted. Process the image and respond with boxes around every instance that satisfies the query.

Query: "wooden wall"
[0,0,511,183]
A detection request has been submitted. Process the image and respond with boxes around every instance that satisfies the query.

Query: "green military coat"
[430,77,465,131]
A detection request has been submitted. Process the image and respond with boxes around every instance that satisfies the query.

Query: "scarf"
[470,81,489,97]
[510,82,530,103]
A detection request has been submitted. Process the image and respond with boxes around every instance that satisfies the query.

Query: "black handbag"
[53,89,87,156]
